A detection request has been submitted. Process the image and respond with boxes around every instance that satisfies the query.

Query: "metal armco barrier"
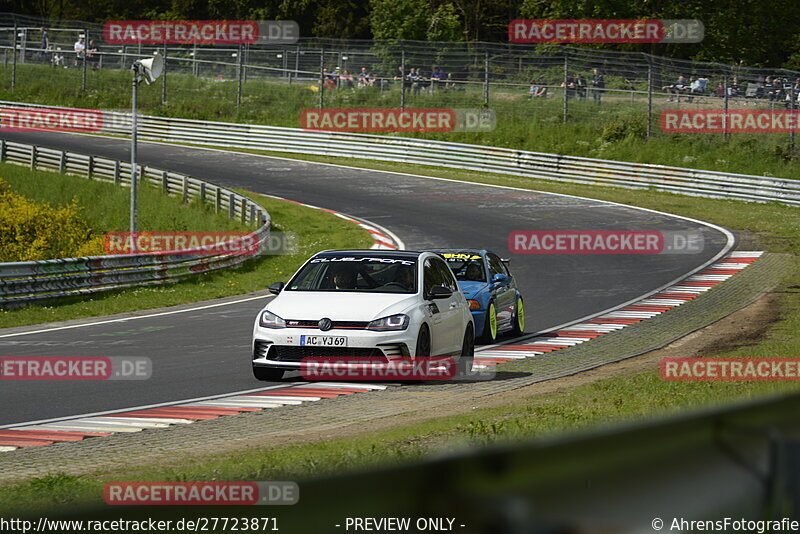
[0,139,270,309]
[2,100,797,207]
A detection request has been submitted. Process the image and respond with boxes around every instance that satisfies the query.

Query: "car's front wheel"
[479,301,498,344]
[510,297,525,336]
[252,366,284,381]
[457,325,475,376]
[415,324,431,357]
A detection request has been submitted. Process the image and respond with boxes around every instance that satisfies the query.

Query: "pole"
[81,28,88,91]
[11,23,17,90]
[192,44,197,76]
[646,61,653,139]
[400,49,406,111]
[790,84,795,156]
[563,48,568,123]
[723,75,729,143]
[130,74,139,248]
[484,51,489,107]
[161,43,167,105]
[237,44,243,109]
[318,46,324,110]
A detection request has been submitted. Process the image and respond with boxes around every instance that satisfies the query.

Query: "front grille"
[268,345,386,362]
[285,319,370,330]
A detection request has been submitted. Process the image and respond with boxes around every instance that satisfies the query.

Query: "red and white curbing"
[471,251,765,370]
[0,251,763,453]
[264,194,402,250]
[0,383,385,452]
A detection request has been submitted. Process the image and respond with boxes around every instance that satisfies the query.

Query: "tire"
[252,366,284,381]
[479,301,498,344]
[510,297,525,336]
[457,325,475,377]
[415,324,431,357]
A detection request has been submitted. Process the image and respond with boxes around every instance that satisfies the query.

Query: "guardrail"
[0,139,270,309]
[2,100,797,207]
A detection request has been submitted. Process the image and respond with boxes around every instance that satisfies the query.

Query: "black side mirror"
[268,281,285,295]
[427,285,453,300]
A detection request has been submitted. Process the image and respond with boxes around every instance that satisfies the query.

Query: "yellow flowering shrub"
[0,178,100,261]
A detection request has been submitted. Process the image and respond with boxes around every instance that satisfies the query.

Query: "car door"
[487,253,515,330]
[431,257,466,354]
[422,258,448,356]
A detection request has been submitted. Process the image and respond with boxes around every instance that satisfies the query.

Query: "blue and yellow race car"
[428,249,525,343]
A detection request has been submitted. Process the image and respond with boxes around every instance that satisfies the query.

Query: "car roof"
[427,248,488,256]
[315,249,424,260]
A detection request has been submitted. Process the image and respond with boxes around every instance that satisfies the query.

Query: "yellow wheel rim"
[489,303,497,338]
[517,299,525,331]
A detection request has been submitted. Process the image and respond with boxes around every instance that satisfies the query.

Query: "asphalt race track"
[0,130,733,425]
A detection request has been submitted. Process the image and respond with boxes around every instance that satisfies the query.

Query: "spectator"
[445,72,457,90]
[663,75,688,101]
[728,77,739,98]
[39,27,49,62]
[430,65,445,89]
[322,68,336,90]
[576,73,587,100]
[767,76,784,102]
[86,39,100,70]
[561,74,576,99]
[51,48,65,68]
[686,77,708,102]
[408,67,421,95]
[591,68,605,103]
[715,82,724,97]
[340,69,354,89]
[357,67,372,88]
[73,35,85,67]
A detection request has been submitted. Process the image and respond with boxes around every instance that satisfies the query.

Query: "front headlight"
[259,310,286,328]
[366,314,409,331]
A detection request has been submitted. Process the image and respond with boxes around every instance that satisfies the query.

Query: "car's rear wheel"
[415,324,431,357]
[252,366,284,381]
[510,297,525,336]
[479,301,498,344]
[457,325,475,376]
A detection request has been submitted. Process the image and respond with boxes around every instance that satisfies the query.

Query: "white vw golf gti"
[251,250,475,381]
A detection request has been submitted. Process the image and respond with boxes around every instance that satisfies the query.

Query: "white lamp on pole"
[129,53,164,250]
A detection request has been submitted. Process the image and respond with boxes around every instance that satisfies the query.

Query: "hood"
[458,281,489,300]
[266,291,418,321]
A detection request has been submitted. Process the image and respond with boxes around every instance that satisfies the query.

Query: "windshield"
[285,256,418,293]
[441,253,487,282]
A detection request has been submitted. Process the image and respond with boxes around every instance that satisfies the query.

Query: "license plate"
[300,335,347,347]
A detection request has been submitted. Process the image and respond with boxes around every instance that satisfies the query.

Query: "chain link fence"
[1,13,799,155]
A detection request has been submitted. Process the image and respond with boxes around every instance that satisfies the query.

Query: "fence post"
[215,187,221,213]
[162,171,169,194]
[59,151,66,173]
[243,43,249,84]
[723,75,729,143]
[29,145,36,170]
[82,27,88,91]
[87,155,93,179]
[563,48,568,123]
[161,43,167,105]
[646,60,653,139]
[114,160,120,184]
[11,23,17,90]
[182,176,189,203]
[318,46,324,110]
[237,44,243,109]
[228,193,235,220]
[241,198,247,223]
[0,139,5,161]
[484,51,489,108]
[192,44,198,76]
[400,48,406,111]
[199,182,206,206]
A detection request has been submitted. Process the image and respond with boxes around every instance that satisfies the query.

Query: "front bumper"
[252,327,413,370]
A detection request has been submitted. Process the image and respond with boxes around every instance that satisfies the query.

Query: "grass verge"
[0,165,373,328]
[2,63,800,180]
